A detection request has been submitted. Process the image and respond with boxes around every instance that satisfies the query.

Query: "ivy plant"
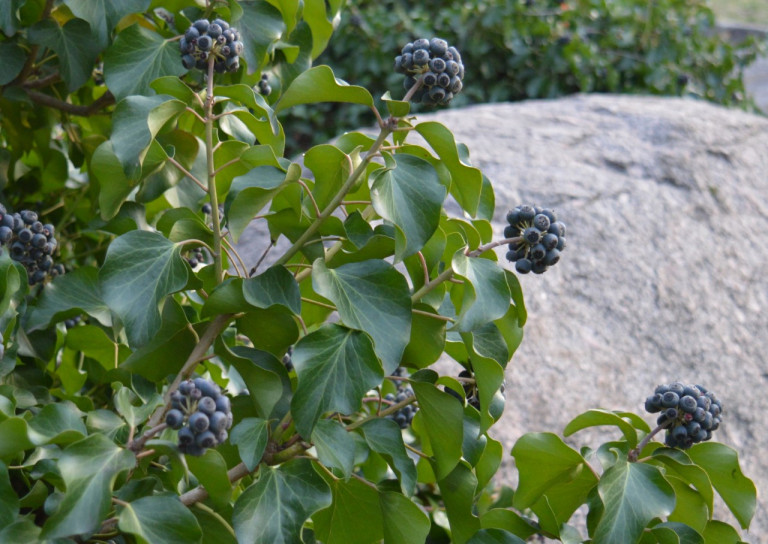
[0,1,757,543]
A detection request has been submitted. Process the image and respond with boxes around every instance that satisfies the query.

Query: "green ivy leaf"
[276,65,374,112]
[476,435,503,493]
[238,1,285,73]
[563,409,643,448]
[26,267,111,331]
[312,259,411,374]
[0,418,33,459]
[359,418,417,496]
[156,207,212,246]
[100,230,188,347]
[291,324,382,437]
[414,122,483,217]
[687,442,756,529]
[438,462,481,544]
[66,325,131,370]
[302,0,337,59]
[311,419,355,479]
[467,529,527,544]
[371,153,445,261]
[109,94,185,180]
[304,144,349,211]
[28,18,101,91]
[479,509,538,540]
[313,476,384,544]
[243,265,301,314]
[230,417,269,471]
[41,434,136,539]
[187,449,232,509]
[226,164,298,241]
[232,458,331,544]
[92,141,135,220]
[64,0,150,49]
[103,24,187,101]
[192,505,238,544]
[649,522,704,544]
[451,251,510,332]
[0,519,41,543]
[650,448,714,517]
[401,304,446,369]
[27,401,86,446]
[0,43,25,85]
[701,520,742,543]
[0,0,24,35]
[0,461,18,527]
[119,494,203,544]
[380,490,430,544]
[510,433,589,510]
[411,380,464,480]
[593,457,675,544]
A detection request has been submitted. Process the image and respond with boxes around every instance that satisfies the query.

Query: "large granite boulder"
[239,94,768,540]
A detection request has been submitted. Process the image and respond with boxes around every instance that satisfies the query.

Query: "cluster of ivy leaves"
[0,0,758,543]
[283,0,765,154]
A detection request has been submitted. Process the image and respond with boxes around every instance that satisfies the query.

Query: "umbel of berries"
[385,367,419,429]
[0,203,64,285]
[505,205,566,275]
[166,378,233,456]
[394,37,465,106]
[644,382,723,449]
[180,18,243,73]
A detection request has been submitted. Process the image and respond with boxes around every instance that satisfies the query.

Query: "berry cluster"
[166,378,232,456]
[385,367,418,429]
[394,38,465,106]
[186,248,205,268]
[257,73,271,96]
[64,315,82,329]
[504,205,566,275]
[180,18,243,73]
[644,382,723,449]
[0,205,63,285]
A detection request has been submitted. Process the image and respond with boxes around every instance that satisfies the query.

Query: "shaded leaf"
[238,1,285,73]
[27,402,86,446]
[119,494,203,544]
[467,529,526,544]
[371,153,445,260]
[313,476,383,544]
[380,490,430,544]
[291,324,382,437]
[0,461,18,527]
[451,251,510,332]
[311,419,355,479]
[438,462,481,544]
[232,458,331,544]
[0,42,25,85]
[186,449,232,509]
[100,230,188,347]
[226,165,297,241]
[42,434,136,539]
[28,18,100,91]
[312,259,411,373]
[411,380,464,480]
[359,418,417,495]
[230,417,269,471]
[64,0,150,48]
[243,265,301,314]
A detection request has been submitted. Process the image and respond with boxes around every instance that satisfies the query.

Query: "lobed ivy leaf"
[118,494,203,544]
[467,529,527,544]
[232,458,331,544]
[311,419,355,479]
[0,418,34,459]
[313,476,384,544]
[103,24,187,101]
[109,94,186,180]
[650,448,714,516]
[186,449,232,510]
[100,230,188,348]
[451,251,511,332]
[411,380,464,480]
[41,434,136,539]
[511,433,589,511]
[238,0,285,73]
[66,325,131,370]
[687,442,756,529]
[291,324,382,437]
[593,457,675,544]
[312,259,411,374]
[371,153,445,261]
[26,267,110,331]
[276,65,374,112]
[243,265,301,314]
[0,461,18,527]
[380,490,431,544]
[27,402,86,446]
[564,409,643,448]
[230,417,269,471]
[63,0,150,49]
[27,18,101,91]
[438,462,482,544]
[359,418,417,496]
[414,122,483,217]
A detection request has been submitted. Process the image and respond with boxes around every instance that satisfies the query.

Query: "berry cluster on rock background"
[394,38,465,106]
[505,204,566,275]
[645,382,723,449]
[0,204,63,285]
[385,367,418,429]
[180,18,243,73]
[166,378,233,456]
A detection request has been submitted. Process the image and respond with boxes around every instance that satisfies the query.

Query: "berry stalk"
[204,54,225,283]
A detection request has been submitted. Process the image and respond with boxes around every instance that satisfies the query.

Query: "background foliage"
[0,0,759,543]
[285,0,765,153]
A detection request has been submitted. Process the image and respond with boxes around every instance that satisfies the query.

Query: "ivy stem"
[466,236,522,258]
[346,394,417,431]
[629,422,669,462]
[273,122,395,268]
[204,55,224,283]
[129,314,234,452]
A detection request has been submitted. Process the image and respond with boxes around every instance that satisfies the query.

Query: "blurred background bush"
[280,0,765,155]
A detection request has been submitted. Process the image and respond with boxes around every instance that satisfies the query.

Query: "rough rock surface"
[239,94,768,540]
